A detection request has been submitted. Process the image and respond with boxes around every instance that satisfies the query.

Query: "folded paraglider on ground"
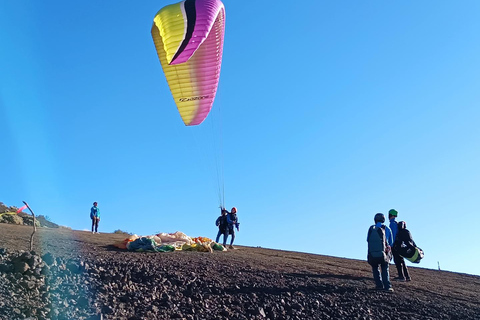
[113,231,226,252]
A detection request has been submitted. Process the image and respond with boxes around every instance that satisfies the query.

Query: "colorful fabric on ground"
[114,231,225,252]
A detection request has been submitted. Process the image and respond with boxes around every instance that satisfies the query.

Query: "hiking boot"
[394,277,406,282]
[406,277,412,282]
[229,245,235,249]
[385,287,394,292]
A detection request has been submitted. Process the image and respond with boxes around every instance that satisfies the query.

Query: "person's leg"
[215,229,222,243]
[229,229,235,246]
[94,218,99,233]
[222,230,228,246]
[371,264,383,289]
[393,250,405,279]
[381,262,392,290]
[91,218,95,233]
[223,231,228,246]
[402,262,411,280]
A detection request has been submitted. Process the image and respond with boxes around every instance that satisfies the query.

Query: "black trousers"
[91,217,99,232]
[393,249,410,279]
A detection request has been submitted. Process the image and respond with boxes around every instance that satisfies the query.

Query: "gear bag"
[393,228,424,264]
[367,225,391,265]
[396,241,424,263]
[216,215,228,231]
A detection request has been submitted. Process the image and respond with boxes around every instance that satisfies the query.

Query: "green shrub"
[21,215,41,227]
[2,214,24,225]
[113,229,132,235]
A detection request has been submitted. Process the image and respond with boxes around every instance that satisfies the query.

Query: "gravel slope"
[0,223,479,320]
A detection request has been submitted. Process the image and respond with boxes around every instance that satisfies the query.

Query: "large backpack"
[395,239,424,264]
[367,225,391,265]
[219,215,228,230]
[394,228,424,264]
[216,215,228,231]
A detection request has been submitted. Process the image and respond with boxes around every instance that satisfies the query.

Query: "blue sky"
[1,1,479,276]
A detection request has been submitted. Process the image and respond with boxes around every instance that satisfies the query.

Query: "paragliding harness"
[367,225,392,265]
[216,214,228,233]
[394,238,424,264]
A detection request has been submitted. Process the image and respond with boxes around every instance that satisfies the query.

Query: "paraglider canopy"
[151,0,226,126]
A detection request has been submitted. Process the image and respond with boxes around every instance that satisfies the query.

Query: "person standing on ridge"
[90,202,100,234]
[388,209,399,240]
[215,208,228,245]
[389,209,403,281]
[367,213,394,292]
[393,221,414,281]
[225,207,239,249]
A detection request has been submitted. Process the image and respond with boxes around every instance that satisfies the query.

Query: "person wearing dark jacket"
[389,209,403,281]
[215,208,228,245]
[393,221,415,281]
[225,207,239,249]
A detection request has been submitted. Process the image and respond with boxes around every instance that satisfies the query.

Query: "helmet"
[231,207,237,213]
[388,209,398,217]
[374,213,385,223]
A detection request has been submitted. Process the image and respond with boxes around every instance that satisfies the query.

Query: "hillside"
[0,223,479,320]
[0,202,61,228]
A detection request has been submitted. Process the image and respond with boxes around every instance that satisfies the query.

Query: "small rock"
[42,253,55,266]
[14,261,30,274]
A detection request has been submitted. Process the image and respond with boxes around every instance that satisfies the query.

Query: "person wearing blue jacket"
[90,202,100,234]
[225,207,239,249]
[389,208,405,281]
[367,213,394,291]
[388,209,398,240]
[215,208,228,245]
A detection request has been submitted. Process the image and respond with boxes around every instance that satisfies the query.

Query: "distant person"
[90,202,100,234]
[388,209,399,240]
[388,209,402,281]
[225,207,239,249]
[393,221,415,281]
[367,213,394,291]
[215,208,228,245]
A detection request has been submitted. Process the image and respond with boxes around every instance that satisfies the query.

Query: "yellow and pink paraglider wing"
[151,0,225,126]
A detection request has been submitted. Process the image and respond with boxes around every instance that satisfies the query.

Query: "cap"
[388,209,398,217]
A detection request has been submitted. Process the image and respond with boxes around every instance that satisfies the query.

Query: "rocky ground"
[0,223,479,320]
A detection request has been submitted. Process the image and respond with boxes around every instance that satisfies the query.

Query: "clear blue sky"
[1,1,479,276]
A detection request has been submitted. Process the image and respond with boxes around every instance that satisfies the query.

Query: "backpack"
[216,215,228,231]
[393,228,424,263]
[367,225,392,265]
